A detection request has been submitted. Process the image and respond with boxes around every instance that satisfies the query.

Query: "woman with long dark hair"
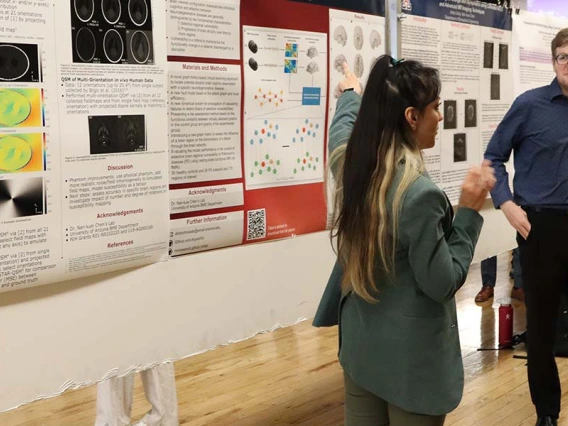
[314,57,495,425]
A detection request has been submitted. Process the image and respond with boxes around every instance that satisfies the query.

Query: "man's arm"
[484,96,527,206]
[484,95,532,238]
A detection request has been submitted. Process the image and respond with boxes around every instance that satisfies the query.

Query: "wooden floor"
[4,252,568,425]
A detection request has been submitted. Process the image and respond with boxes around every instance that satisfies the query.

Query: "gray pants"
[344,372,446,426]
[95,363,179,426]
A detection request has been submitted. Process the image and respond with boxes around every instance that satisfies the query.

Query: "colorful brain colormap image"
[0,133,43,173]
[0,88,42,128]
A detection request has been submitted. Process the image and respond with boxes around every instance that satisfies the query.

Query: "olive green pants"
[344,372,446,426]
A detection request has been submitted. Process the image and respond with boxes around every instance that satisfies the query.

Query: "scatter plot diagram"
[250,120,279,145]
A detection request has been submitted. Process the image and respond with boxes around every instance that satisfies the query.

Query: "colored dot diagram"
[250,120,279,145]
[251,154,281,177]
[292,119,319,143]
[294,151,319,174]
[254,89,285,107]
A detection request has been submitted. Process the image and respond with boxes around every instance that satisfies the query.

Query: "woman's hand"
[458,160,496,212]
[338,62,362,95]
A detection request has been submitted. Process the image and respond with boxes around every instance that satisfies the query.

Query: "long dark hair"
[331,55,441,302]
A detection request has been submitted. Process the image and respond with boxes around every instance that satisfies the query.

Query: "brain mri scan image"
[103,30,124,63]
[483,42,494,69]
[354,26,364,50]
[130,31,150,63]
[89,115,146,154]
[129,0,149,26]
[453,133,467,163]
[248,58,258,71]
[71,0,153,65]
[74,0,94,22]
[75,27,96,62]
[443,100,457,130]
[334,54,347,73]
[121,116,144,150]
[248,40,258,54]
[307,61,319,75]
[307,47,318,59]
[465,99,477,128]
[370,30,381,49]
[0,43,40,83]
[102,0,121,24]
[354,54,364,78]
[447,106,454,123]
[96,122,111,149]
[499,43,509,70]
[491,73,500,100]
[333,26,348,46]
[0,45,29,81]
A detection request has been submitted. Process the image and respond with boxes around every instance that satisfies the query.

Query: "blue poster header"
[288,0,386,17]
[403,0,512,31]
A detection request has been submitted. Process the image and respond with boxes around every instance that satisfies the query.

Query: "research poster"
[400,0,513,203]
[166,0,241,60]
[0,0,388,291]
[512,11,568,96]
[167,0,386,257]
[326,8,386,225]
[8,0,527,292]
[0,0,170,292]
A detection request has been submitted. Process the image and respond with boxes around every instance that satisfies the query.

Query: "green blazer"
[314,91,483,416]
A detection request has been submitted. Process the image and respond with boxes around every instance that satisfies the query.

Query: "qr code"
[247,209,266,241]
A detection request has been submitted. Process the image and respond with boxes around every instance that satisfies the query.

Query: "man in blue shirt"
[485,28,568,426]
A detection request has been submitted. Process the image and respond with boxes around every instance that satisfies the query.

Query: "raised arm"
[400,183,483,303]
[328,62,363,178]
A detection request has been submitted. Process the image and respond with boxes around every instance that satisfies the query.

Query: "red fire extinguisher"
[499,302,514,348]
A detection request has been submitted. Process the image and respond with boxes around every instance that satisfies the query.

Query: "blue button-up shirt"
[484,78,568,208]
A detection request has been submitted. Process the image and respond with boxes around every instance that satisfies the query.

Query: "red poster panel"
[167,0,356,256]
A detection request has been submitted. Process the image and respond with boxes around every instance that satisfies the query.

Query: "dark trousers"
[481,256,497,287]
[481,249,522,288]
[518,208,568,418]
